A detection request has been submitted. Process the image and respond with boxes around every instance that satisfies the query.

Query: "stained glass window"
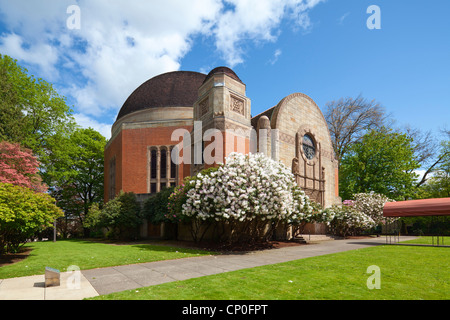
[302,134,316,160]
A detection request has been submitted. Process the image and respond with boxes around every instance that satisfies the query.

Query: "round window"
[302,134,316,160]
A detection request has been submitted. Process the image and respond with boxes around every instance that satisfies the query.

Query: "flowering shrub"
[290,188,321,237]
[166,184,189,223]
[185,153,311,220]
[352,192,394,225]
[342,199,355,206]
[304,192,395,237]
[318,205,376,237]
[172,152,314,242]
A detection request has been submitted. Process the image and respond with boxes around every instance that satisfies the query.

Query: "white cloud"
[0,0,222,115]
[0,33,59,80]
[213,0,324,66]
[74,113,112,140]
[338,12,350,25]
[0,0,324,136]
[268,49,282,65]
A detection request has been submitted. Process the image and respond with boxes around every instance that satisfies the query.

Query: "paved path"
[0,236,417,300]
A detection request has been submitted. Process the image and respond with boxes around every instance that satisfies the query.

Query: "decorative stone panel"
[230,95,245,116]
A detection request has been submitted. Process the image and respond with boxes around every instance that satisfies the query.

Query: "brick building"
[104,66,341,236]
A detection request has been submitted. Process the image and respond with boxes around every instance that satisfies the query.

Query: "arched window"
[150,149,157,179]
[302,134,316,160]
[160,148,167,179]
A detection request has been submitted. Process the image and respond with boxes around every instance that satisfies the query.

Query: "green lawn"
[400,236,449,246]
[0,239,215,279]
[91,245,449,300]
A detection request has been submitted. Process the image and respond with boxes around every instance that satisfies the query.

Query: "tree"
[51,183,85,238]
[421,137,450,198]
[85,191,142,240]
[49,128,106,232]
[352,192,393,225]
[0,183,63,254]
[0,141,47,193]
[339,128,420,200]
[0,55,30,143]
[0,54,76,186]
[324,95,389,167]
[400,125,450,188]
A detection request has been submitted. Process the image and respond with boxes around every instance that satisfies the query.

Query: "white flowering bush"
[311,192,396,237]
[318,205,376,237]
[290,189,322,237]
[352,192,395,225]
[179,152,314,242]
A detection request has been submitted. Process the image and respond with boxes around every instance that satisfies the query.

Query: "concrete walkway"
[0,236,417,300]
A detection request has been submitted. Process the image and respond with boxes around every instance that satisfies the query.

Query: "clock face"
[302,134,316,160]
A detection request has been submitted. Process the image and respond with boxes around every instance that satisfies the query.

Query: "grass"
[91,244,449,300]
[0,239,215,279]
[400,236,449,246]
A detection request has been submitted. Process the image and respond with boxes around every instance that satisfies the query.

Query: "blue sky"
[0,0,449,142]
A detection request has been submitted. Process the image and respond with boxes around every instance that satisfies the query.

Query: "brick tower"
[191,67,253,175]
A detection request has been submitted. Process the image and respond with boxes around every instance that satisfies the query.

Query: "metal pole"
[53,199,57,242]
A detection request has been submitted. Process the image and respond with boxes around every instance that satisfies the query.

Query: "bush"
[402,216,450,236]
[318,205,376,238]
[290,186,322,237]
[174,153,314,243]
[352,192,394,225]
[85,191,142,240]
[0,183,63,254]
[167,184,189,223]
[142,186,175,225]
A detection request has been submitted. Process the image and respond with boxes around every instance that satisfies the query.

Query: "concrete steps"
[294,234,336,243]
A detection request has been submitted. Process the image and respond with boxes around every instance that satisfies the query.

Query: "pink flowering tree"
[0,141,47,193]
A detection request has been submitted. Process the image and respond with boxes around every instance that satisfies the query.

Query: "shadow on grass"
[0,247,33,267]
[129,244,218,255]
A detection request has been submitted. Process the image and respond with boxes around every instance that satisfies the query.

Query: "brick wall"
[104,124,193,201]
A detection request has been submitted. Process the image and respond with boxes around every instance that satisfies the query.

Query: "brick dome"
[117,71,207,121]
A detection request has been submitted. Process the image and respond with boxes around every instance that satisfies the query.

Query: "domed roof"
[117,71,207,121]
[203,66,242,84]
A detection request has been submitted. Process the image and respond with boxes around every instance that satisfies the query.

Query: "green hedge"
[86,191,142,240]
[142,187,175,225]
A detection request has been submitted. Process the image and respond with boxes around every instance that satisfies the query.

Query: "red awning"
[383,198,450,217]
